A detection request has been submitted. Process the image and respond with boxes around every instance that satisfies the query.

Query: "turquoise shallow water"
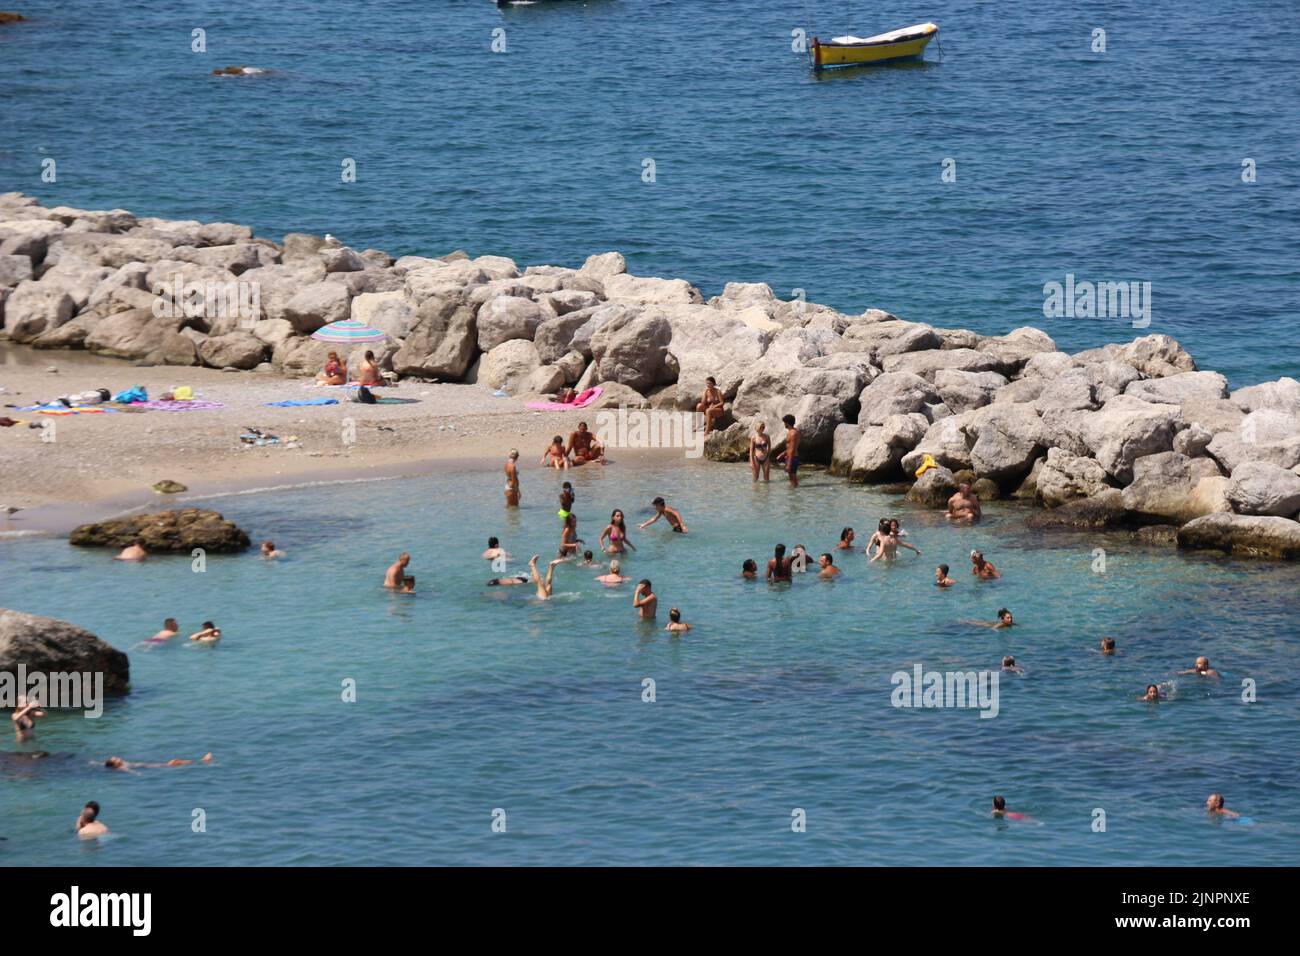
[2,0,1299,385]
[2,461,1298,865]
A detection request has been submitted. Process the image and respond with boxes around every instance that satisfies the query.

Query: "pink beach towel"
[134,400,225,411]
[525,387,602,412]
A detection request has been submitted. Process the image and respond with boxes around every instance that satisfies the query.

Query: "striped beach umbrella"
[310,320,387,344]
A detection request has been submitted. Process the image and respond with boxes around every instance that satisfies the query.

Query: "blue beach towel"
[262,398,340,407]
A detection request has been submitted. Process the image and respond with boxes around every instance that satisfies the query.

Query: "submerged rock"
[0,608,130,697]
[1177,514,1300,559]
[70,509,250,553]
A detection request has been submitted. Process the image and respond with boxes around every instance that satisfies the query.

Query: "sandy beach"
[0,343,620,531]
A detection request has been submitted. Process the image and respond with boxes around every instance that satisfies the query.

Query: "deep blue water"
[1,463,1298,865]
[2,0,1299,386]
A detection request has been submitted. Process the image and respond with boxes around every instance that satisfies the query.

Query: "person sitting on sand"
[599,509,637,555]
[697,377,726,436]
[1206,793,1240,818]
[1002,656,1023,674]
[76,801,108,839]
[818,553,841,578]
[991,796,1028,821]
[1180,656,1220,678]
[836,528,855,551]
[529,554,564,600]
[947,483,982,523]
[105,752,213,772]
[767,544,793,582]
[384,552,414,592]
[541,436,570,470]
[11,695,44,742]
[868,526,921,562]
[633,579,658,619]
[1100,637,1117,656]
[935,564,955,588]
[356,350,383,387]
[741,559,758,579]
[114,539,148,562]
[1140,683,1163,702]
[147,618,180,643]
[970,550,999,579]
[665,607,691,633]
[261,540,285,560]
[596,559,629,586]
[750,421,771,482]
[964,608,1014,630]
[566,422,604,465]
[504,449,521,508]
[315,351,346,386]
[639,497,686,533]
[189,621,221,643]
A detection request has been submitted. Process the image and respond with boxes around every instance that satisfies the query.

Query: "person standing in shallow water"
[633,580,658,619]
[749,422,771,482]
[504,449,521,508]
[778,414,801,488]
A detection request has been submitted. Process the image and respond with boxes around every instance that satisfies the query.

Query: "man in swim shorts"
[566,421,605,465]
[633,579,658,619]
[147,618,180,642]
[384,552,415,592]
[639,497,687,533]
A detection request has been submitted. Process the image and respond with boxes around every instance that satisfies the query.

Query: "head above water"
[840,527,853,541]
[1206,793,1226,811]
[164,617,178,629]
[105,756,125,769]
[1002,656,1015,668]
[992,795,1006,811]
[1101,637,1116,651]
[669,608,681,622]
[488,536,499,548]
[742,559,757,574]
[82,801,100,821]
[583,550,593,562]
[819,553,833,567]
[1195,656,1211,672]
[938,564,949,576]
[997,608,1012,624]
[652,497,665,509]
[609,559,621,573]
[202,621,215,630]
[774,543,786,560]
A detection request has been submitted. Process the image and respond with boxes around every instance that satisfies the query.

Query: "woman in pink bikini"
[599,509,637,555]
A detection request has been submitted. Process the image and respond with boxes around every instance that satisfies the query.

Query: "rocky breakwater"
[2,193,1296,557]
[69,509,250,553]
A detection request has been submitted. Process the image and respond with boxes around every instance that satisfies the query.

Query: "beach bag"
[113,386,148,404]
[173,385,193,401]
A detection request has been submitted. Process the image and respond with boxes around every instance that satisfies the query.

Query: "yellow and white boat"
[811,22,938,70]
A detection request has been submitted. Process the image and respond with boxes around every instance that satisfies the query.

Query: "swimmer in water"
[114,538,148,562]
[384,552,415,592]
[868,524,921,562]
[633,579,658,619]
[541,435,569,470]
[529,554,564,600]
[665,607,691,633]
[577,550,598,567]
[935,564,955,588]
[1205,793,1241,818]
[558,511,583,557]
[487,574,529,587]
[639,497,687,533]
[11,695,44,742]
[963,608,1014,630]
[991,795,1028,821]
[189,621,221,643]
[1180,656,1220,678]
[483,537,510,562]
[147,618,180,642]
[1140,683,1163,702]
[767,544,793,582]
[260,540,285,560]
[836,528,855,551]
[599,509,637,555]
[504,449,521,508]
[1002,656,1023,674]
[1100,636,1117,656]
[818,553,841,578]
[790,544,811,572]
[596,559,629,586]
[105,752,213,773]
[970,550,1000,579]
[76,801,108,839]
[741,559,758,579]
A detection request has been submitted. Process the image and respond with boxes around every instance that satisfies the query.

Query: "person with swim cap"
[596,559,629,586]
